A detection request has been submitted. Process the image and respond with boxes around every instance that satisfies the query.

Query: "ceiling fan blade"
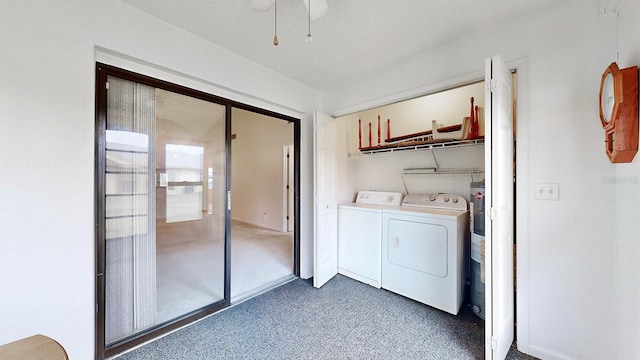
[250,0,275,12]
[302,0,329,21]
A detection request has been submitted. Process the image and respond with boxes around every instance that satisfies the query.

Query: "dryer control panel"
[401,193,467,211]
[355,191,404,206]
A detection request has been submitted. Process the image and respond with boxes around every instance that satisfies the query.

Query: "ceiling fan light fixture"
[273,0,278,46]
[303,0,329,21]
[250,0,328,45]
[305,0,313,43]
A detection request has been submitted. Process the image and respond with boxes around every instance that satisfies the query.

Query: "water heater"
[470,181,485,319]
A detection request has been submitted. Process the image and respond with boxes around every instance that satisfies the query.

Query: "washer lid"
[355,191,404,206]
[402,193,467,211]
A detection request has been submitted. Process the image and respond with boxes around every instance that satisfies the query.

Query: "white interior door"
[484,55,514,360]
[313,111,338,288]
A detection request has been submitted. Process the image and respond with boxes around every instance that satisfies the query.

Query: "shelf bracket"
[400,166,483,194]
[429,147,440,170]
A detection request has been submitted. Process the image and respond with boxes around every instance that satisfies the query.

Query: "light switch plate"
[548,183,559,200]
[534,183,559,200]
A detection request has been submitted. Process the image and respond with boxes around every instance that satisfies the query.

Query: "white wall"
[322,1,625,359]
[614,1,640,359]
[0,1,319,358]
[231,108,293,231]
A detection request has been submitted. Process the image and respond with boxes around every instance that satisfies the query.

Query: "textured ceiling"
[121,0,563,90]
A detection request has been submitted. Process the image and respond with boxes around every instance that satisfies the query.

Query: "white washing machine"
[338,191,403,288]
[381,193,469,315]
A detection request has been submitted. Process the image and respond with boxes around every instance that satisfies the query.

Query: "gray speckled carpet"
[115,275,537,360]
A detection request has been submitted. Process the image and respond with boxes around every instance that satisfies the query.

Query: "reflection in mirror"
[165,144,204,223]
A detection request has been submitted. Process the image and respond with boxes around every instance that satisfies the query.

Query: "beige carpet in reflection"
[156,216,293,323]
[230,220,294,301]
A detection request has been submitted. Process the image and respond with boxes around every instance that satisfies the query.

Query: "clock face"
[601,73,615,123]
[599,62,639,163]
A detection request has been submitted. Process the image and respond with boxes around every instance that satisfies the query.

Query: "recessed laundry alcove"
[335,80,486,203]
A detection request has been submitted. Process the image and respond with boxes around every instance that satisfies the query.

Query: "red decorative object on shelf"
[467,97,479,139]
[358,119,362,149]
[377,115,381,145]
[387,118,391,141]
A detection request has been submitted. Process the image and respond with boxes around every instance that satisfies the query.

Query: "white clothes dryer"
[338,191,403,288]
[381,193,469,315]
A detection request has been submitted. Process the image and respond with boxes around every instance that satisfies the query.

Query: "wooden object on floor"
[0,334,68,360]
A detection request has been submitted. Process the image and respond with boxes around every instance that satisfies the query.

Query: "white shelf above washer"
[358,138,484,155]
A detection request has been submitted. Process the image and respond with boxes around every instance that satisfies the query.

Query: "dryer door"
[387,219,448,278]
[381,213,462,315]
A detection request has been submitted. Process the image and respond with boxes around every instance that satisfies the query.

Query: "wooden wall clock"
[599,62,639,163]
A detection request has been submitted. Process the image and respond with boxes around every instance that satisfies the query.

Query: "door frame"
[283,144,294,232]
[95,63,301,359]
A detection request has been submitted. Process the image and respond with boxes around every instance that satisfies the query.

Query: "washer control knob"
[452,197,459,203]
[428,195,436,201]
[444,197,450,202]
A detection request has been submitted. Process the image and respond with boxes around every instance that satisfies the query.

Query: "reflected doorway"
[230,108,295,301]
[153,89,228,324]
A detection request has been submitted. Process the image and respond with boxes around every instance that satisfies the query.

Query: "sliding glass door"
[96,63,301,359]
[153,88,227,324]
[103,78,158,344]
[96,68,230,356]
